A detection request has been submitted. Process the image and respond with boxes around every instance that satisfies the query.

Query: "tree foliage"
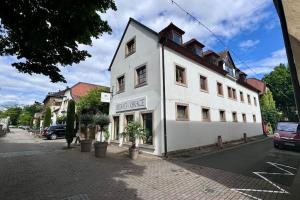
[260,90,279,128]
[0,0,117,82]
[66,100,75,148]
[43,107,52,128]
[122,121,146,148]
[77,87,109,115]
[3,107,22,125]
[18,111,32,126]
[262,64,297,121]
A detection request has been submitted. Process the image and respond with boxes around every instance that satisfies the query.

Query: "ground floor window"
[176,103,189,121]
[142,113,153,145]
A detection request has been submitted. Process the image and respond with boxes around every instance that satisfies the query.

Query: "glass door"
[113,116,119,140]
[142,113,153,144]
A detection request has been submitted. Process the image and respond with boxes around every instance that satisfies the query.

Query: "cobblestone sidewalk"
[0,129,290,200]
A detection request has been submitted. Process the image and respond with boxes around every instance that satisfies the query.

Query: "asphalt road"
[186,138,300,199]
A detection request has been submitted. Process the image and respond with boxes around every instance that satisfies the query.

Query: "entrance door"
[113,116,120,140]
[142,113,153,144]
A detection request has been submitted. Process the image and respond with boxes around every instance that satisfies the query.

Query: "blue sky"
[0,0,287,109]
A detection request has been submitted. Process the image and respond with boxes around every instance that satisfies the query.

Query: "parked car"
[273,122,300,149]
[43,125,66,140]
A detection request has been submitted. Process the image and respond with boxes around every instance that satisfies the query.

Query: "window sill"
[176,118,189,121]
[175,82,187,87]
[125,51,135,58]
[217,94,224,97]
[200,89,209,93]
[135,83,147,88]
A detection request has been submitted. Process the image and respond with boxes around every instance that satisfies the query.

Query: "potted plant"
[122,121,146,160]
[80,113,93,152]
[93,114,110,157]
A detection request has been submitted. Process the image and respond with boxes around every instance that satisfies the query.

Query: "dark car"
[273,122,300,149]
[43,125,66,140]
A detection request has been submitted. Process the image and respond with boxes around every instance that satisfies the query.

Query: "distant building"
[246,78,267,97]
[108,18,262,156]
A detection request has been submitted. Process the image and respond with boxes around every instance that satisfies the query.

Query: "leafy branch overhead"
[0,0,117,82]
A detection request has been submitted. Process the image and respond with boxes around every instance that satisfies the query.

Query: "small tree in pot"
[122,121,146,160]
[80,113,93,152]
[93,114,110,157]
[65,100,75,148]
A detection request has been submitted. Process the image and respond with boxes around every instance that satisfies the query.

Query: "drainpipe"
[161,38,168,157]
[274,0,300,122]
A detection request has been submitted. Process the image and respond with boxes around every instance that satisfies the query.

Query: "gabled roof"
[108,18,158,71]
[183,39,205,48]
[218,50,236,68]
[70,82,109,102]
[203,50,220,57]
[43,89,67,104]
[159,22,185,36]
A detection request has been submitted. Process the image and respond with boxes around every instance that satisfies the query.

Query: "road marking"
[231,161,297,200]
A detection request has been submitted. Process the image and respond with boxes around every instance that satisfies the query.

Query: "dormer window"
[172,31,182,44]
[194,47,203,57]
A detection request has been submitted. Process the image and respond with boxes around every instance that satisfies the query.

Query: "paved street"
[0,129,299,200]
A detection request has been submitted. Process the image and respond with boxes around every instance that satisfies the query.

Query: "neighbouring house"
[56,82,109,121]
[32,112,44,130]
[246,78,268,97]
[108,18,262,156]
[43,89,67,125]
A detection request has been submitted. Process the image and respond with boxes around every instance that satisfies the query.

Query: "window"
[227,87,233,98]
[242,113,247,122]
[172,31,182,44]
[202,108,210,121]
[240,91,244,102]
[232,88,237,100]
[176,104,189,121]
[117,75,125,93]
[232,112,237,122]
[125,38,136,56]
[219,110,226,122]
[254,97,257,106]
[175,65,186,85]
[217,82,223,96]
[247,94,251,104]
[142,113,153,144]
[253,114,256,123]
[135,65,147,87]
[194,47,203,57]
[200,75,208,91]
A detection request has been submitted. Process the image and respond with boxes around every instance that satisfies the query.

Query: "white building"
[108,18,262,156]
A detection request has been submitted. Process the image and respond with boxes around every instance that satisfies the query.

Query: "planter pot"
[80,140,92,152]
[94,142,108,157]
[129,147,139,160]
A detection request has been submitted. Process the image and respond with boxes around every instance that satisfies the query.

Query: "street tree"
[0,0,117,82]
[43,107,52,128]
[262,64,297,121]
[77,87,109,115]
[260,90,279,128]
[66,100,75,148]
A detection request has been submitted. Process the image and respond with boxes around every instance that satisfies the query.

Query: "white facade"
[109,19,262,156]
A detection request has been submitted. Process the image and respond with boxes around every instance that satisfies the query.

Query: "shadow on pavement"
[0,137,145,200]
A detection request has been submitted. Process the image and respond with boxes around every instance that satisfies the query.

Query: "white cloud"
[239,39,260,48]
[241,48,288,76]
[0,0,274,107]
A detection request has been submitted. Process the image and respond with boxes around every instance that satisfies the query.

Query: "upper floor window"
[175,65,186,86]
[225,65,235,77]
[202,108,211,122]
[176,103,189,121]
[200,75,208,91]
[227,87,233,98]
[135,65,147,87]
[117,75,125,93]
[254,97,257,106]
[240,91,244,102]
[125,37,136,57]
[247,94,251,104]
[232,88,237,100]
[172,31,182,44]
[217,82,223,96]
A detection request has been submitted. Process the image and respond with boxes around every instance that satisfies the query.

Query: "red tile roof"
[246,78,267,95]
[70,82,109,102]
